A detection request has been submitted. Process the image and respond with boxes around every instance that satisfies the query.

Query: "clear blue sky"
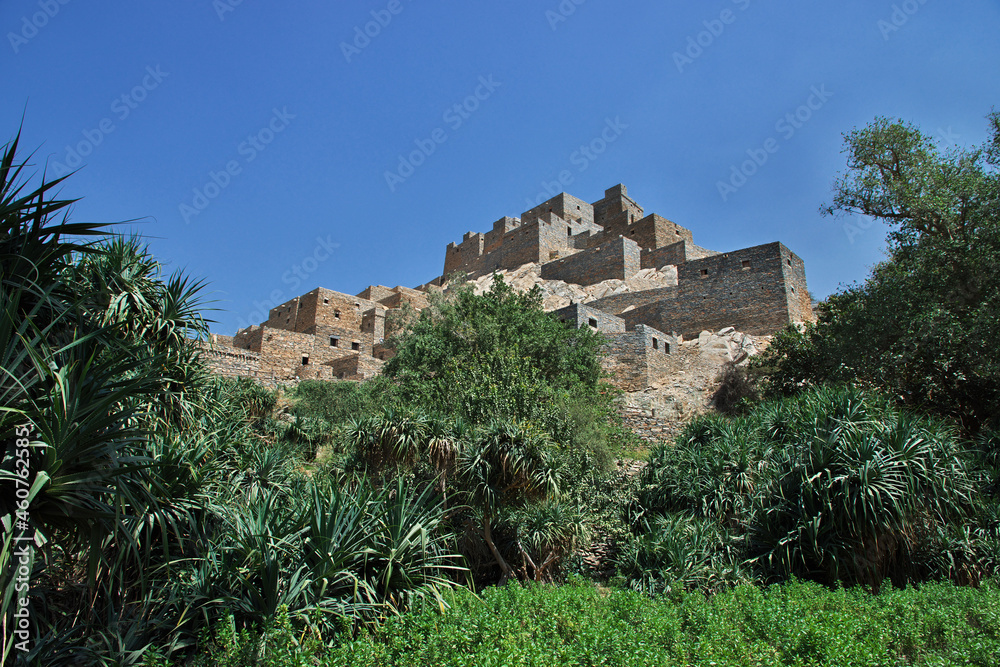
[3,0,999,334]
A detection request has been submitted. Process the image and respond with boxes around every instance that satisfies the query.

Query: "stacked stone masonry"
[203,184,814,391]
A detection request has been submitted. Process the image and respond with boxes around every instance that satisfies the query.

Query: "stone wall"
[627,242,809,337]
[521,193,597,229]
[601,324,677,392]
[194,340,262,379]
[592,184,644,235]
[619,406,684,444]
[540,236,641,286]
[587,285,681,316]
[552,303,626,333]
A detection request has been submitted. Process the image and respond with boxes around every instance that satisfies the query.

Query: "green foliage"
[287,379,389,424]
[754,110,1000,435]
[633,386,991,589]
[382,275,604,426]
[0,131,464,663]
[322,579,1000,666]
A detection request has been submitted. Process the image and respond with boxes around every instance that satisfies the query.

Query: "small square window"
[323,298,329,304]
[588,318,598,328]
[334,310,341,319]
[351,341,360,351]
[742,260,751,269]
[302,356,309,366]
[330,337,339,347]
[700,269,709,277]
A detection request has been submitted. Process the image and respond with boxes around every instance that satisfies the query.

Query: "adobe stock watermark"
[546,0,587,31]
[937,126,960,145]
[384,75,501,192]
[49,66,169,177]
[179,107,295,224]
[673,0,752,73]
[717,84,833,202]
[7,0,72,54]
[524,117,629,209]
[213,0,248,21]
[10,423,42,657]
[341,0,413,63]
[878,0,931,40]
[842,214,878,245]
[235,235,340,330]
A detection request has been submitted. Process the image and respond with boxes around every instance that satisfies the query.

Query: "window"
[742,260,751,269]
[664,343,671,354]
[330,337,339,347]
[323,298,329,304]
[351,341,361,351]
[567,227,572,236]
[700,269,709,277]
[334,309,341,319]
[787,259,792,266]
[652,337,659,350]
[301,356,309,366]
[588,318,598,328]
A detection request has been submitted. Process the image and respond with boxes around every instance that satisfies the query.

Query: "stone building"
[200,184,813,391]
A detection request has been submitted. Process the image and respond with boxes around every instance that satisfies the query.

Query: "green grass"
[190,579,1000,666]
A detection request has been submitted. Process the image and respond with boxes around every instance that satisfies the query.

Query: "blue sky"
[3,0,999,334]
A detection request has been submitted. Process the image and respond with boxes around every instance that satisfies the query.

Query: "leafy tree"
[381,274,605,425]
[753,110,1000,434]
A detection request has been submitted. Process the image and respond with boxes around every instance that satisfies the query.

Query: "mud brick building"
[201,184,813,390]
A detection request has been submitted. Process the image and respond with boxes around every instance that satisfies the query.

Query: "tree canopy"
[753,110,1000,434]
[381,275,606,425]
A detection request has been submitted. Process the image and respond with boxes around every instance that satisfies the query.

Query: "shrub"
[633,386,990,588]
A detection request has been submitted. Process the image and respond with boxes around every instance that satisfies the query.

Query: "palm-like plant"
[458,420,560,582]
[1,129,218,662]
[509,500,589,582]
[635,386,983,589]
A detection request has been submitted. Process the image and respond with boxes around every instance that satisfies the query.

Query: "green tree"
[753,110,1000,434]
[381,274,605,424]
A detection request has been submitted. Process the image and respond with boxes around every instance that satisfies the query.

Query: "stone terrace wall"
[194,340,262,379]
[619,406,685,444]
[587,285,680,317]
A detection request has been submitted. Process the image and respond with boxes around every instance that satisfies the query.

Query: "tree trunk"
[481,514,514,584]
